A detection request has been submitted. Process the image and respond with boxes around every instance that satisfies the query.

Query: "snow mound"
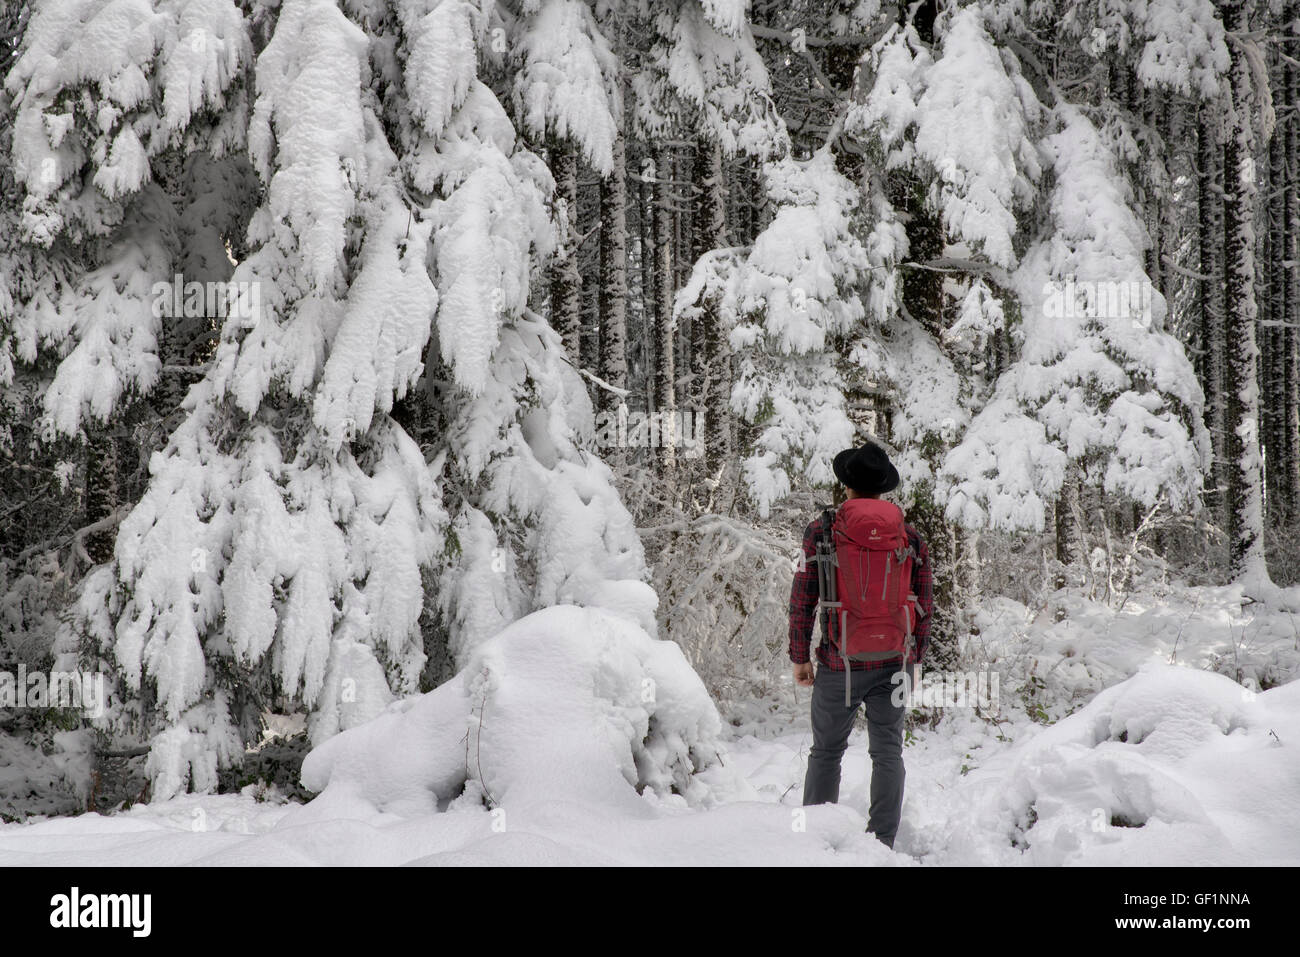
[1095,662,1252,757]
[300,605,727,821]
[948,663,1300,865]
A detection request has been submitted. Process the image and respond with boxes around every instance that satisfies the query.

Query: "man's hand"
[794,662,815,687]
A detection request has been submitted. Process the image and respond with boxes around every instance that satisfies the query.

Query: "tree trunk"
[1265,99,1287,527]
[690,136,728,480]
[638,145,656,413]
[1143,87,1166,304]
[83,423,120,566]
[1221,0,1269,581]
[1197,107,1228,528]
[1284,0,1300,525]
[1054,468,1084,591]
[598,130,629,415]
[549,139,583,361]
[652,145,677,473]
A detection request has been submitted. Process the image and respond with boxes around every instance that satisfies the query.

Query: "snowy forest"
[0,0,1297,867]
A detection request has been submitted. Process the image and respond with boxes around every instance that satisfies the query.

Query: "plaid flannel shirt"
[788,511,933,671]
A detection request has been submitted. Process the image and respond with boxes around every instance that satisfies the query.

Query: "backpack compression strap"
[813,508,852,705]
[815,507,839,643]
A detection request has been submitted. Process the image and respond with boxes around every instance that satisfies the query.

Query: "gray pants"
[802,663,906,848]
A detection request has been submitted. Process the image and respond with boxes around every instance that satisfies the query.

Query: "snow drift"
[916,661,1300,865]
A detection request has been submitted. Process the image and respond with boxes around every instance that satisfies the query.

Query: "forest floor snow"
[1,582,1298,866]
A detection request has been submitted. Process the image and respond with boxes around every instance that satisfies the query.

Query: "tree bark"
[652,145,677,473]
[598,130,629,415]
[1284,0,1300,524]
[83,423,120,566]
[549,139,583,361]
[1221,0,1269,580]
[1197,107,1228,528]
[1265,96,1287,527]
[690,135,728,478]
[1054,468,1084,591]
[637,144,656,412]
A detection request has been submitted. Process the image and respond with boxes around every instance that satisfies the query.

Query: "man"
[788,441,933,850]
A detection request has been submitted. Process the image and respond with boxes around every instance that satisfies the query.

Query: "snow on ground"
[1,583,1297,866]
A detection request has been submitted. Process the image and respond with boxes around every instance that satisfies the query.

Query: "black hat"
[832,442,900,496]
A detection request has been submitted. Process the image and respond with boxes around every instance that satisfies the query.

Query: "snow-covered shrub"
[646,501,807,709]
[299,605,727,818]
[0,728,94,821]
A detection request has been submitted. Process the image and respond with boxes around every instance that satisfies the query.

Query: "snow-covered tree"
[637,0,785,478]
[845,9,1035,498]
[942,103,1209,534]
[633,0,785,159]
[392,0,654,663]
[4,0,654,798]
[910,7,1042,272]
[718,148,868,516]
[4,0,253,434]
[509,0,621,362]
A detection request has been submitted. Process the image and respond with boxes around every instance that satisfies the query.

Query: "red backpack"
[816,499,922,704]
